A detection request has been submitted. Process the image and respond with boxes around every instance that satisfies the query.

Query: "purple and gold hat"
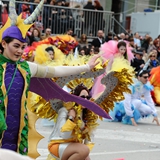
[2,26,26,42]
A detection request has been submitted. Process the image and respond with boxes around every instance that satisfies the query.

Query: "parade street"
[36,107,160,160]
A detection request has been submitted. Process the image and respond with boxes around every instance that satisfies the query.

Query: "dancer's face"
[138,73,149,84]
[48,50,54,60]
[2,39,26,62]
[79,89,90,108]
[118,46,126,55]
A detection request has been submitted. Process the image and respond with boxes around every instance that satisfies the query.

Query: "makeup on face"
[118,46,126,55]
[3,39,26,62]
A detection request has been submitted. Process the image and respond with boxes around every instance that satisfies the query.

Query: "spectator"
[50,0,56,5]
[83,0,95,35]
[153,39,160,61]
[49,0,58,33]
[79,48,86,56]
[89,48,95,55]
[147,39,157,53]
[72,5,83,37]
[42,28,52,39]
[113,35,118,41]
[29,27,42,45]
[93,0,104,34]
[34,22,43,32]
[94,47,99,54]
[128,36,136,48]
[126,29,133,37]
[91,30,105,48]
[18,0,33,15]
[119,33,125,41]
[1,2,8,25]
[66,28,73,35]
[55,1,74,34]
[141,36,152,53]
[42,0,51,29]
[131,48,145,72]
[134,32,141,48]
[152,49,158,57]
[21,0,31,19]
[79,34,88,49]
[147,52,160,72]
[125,33,129,41]
[105,32,113,42]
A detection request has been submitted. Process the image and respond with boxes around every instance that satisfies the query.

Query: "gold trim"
[27,92,44,158]
[0,63,8,145]
[1,63,8,108]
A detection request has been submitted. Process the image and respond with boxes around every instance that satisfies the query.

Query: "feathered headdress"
[101,40,134,62]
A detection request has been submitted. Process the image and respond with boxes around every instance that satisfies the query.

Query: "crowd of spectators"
[2,0,160,72]
[1,0,105,36]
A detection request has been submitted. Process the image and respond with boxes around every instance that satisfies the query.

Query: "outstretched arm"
[28,55,100,78]
[123,93,137,126]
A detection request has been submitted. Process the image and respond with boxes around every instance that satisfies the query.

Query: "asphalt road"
[36,107,160,160]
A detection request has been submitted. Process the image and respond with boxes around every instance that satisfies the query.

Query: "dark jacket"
[83,2,95,27]
[91,38,105,48]
[83,2,95,10]
[131,58,145,72]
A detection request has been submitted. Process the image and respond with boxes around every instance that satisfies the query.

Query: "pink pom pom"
[101,40,118,60]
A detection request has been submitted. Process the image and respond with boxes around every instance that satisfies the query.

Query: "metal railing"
[2,0,114,38]
[111,16,128,35]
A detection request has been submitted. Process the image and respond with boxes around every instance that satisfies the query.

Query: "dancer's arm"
[28,55,100,78]
[56,108,76,139]
[123,93,137,126]
[123,93,133,117]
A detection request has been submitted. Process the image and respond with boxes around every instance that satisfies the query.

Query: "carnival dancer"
[91,40,134,98]
[29,52,134,160]
[110,69,160,126]
[48,83,97,160]
[31,70,132,160]
[0,0,103,158]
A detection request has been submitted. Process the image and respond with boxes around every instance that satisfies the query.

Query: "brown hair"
[117,41,127,59]
[153,39,159,47]
[73,84,90,96]
[32,28,41,38]
[117,41,126,48]
[79,34,88,44]
[94,0,101,8]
